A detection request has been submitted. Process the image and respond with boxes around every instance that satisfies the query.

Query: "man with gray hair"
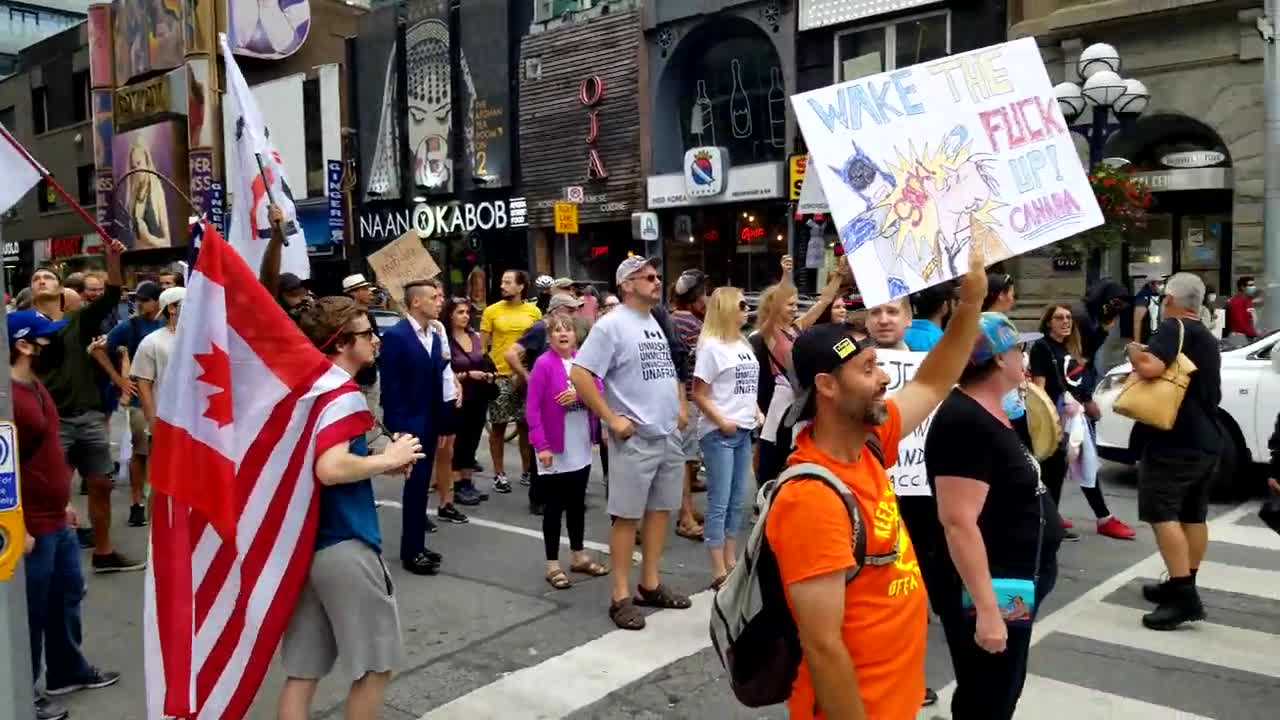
[1126,272,1223,631]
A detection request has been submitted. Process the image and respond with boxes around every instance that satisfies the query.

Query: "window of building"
[72,70,89,122]
[31,87,47,134]
[834,11,949,82]
[9,7,40,25]
[535,0,583,22]
[76,164,94,206]
[0,54,17,79]
[303,76,324,197]
[37,178,56,212]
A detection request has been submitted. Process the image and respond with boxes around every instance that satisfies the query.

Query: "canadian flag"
[144,223,371,719]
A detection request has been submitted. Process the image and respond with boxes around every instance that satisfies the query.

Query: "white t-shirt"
[693,337,760,439]
[131,326,177,398]
[548,357,592,475]
[573,305,679,438]
[410,316,458,402]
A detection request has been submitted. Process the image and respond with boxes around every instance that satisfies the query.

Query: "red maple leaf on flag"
[194,344,233,428]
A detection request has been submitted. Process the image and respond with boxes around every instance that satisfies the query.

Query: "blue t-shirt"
[108,315,166,408]
[903,319,944,352]
[315,434,382,553]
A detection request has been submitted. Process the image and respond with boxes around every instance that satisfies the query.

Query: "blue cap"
[970,312,1042,365]
[7,310,67,346]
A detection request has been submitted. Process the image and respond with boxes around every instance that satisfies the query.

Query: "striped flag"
[144,222,371,719]
[0,121,44,214]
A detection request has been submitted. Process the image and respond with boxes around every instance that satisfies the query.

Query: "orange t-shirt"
[763,400,927,720]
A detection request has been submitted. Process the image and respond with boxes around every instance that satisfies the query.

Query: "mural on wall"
[183,0,215,55]
[460,0,511,187]
[112,0,184,83]
[186,59,214,148]
[92,90,114,170]
[111,120,190,249]
[679,32,786,166]
[87,4,114,89]
[226,0,311,59]
[357,4,400,200]
[403,0,473,194]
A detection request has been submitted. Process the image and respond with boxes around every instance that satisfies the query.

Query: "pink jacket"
[525,350,602,454]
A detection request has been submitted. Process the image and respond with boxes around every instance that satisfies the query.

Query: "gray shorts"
[679,406,702,462]
[281,540,403,683]
[606,432,684,519]
[58,411,112,478]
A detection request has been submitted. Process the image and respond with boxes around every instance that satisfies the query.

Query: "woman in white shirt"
[692,288,762,588]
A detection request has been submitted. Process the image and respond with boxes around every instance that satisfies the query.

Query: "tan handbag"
[1023,382,1062,461]
[1113,320,1197,431]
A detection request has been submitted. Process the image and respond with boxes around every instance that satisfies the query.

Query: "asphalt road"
[51,424,1280,720]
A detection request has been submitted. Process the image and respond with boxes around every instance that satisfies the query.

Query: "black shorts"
[437,400,457,437]
[1138,450,1218,524]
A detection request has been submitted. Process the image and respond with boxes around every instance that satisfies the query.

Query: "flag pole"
[252,153,288,247]
[0,123,114,242]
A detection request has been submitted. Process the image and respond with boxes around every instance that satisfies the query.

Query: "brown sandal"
[609,597,646,630]
[570,560,610,577]
[634,583,692,609]
[545,569,571,590]
[676,522,703,542]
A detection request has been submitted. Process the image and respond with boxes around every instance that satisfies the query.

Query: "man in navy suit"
[379,279,451,575]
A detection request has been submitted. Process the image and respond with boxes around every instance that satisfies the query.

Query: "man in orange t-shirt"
[765,248,986,720]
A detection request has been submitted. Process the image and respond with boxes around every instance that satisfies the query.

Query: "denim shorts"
[57,411,112,478]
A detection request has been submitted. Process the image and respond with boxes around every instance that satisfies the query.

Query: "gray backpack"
[709,437,899,708]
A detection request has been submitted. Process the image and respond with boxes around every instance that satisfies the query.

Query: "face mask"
[1246,286,1259,297]
[31,340,62,375]
[1206,294,1217,304]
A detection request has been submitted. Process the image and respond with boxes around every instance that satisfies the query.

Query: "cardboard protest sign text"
[791,38,1102,308]
[367,230,441,303]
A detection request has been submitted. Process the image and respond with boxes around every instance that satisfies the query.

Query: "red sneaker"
[1097,516,1137,540]
[1061,517,1074,530]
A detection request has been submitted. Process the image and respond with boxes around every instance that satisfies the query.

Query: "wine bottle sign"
[692,79,715,146]
[768,67,786,148]
[729,59,753,139]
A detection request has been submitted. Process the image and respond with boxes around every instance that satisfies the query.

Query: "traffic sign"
[565,186,585,203]
[554,202,579,234]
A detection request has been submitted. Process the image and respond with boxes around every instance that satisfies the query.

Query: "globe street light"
[1052,43,1150,280]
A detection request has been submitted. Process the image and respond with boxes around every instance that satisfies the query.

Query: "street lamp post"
[1053,43,1151,283]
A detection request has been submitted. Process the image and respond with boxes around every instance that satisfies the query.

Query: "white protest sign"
[791,37,1102,308]
[879,349,932,497]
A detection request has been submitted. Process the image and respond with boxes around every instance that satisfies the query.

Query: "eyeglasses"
[350,329,376,340]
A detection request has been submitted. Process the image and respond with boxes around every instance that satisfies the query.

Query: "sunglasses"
[350,329,376,340]
[631,273,659,283]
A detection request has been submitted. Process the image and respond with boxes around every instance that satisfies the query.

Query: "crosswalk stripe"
[418,590,715,719]
[1194,560,1280,601]
[1010,675,1214,719]
[1208,522,1280,551]
[1059,602,1280,679]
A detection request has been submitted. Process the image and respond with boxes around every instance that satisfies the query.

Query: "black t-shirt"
[925,390,1063,579]
[1139,317,1223,454]
[1029,338,1091,405]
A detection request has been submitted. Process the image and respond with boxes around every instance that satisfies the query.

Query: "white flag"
[219,33,310,279]
[0,122,44,215]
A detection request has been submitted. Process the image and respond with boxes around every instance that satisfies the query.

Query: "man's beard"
[862,398,889,425]
[502,289,518,300]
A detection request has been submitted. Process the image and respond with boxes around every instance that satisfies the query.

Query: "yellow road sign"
[554,201,579,234]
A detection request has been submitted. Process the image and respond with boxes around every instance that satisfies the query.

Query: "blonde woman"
[125,139,170,248]
[750,256,848,486]
[692,288,761,587]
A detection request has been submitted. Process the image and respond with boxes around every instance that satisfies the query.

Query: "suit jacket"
[378,318,446,437]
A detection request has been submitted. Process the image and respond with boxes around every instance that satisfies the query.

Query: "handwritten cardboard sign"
[791,37,1102,307]
[878,349,933,497]
[366,230,441,303]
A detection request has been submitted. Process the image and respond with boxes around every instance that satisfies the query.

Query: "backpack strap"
[772,450,900,583]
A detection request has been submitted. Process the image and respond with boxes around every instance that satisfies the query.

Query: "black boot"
[1142,577,1205,630]
[1143,568,1197,604]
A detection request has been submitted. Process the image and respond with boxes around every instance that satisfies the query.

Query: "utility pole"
[0,222,34,720]
[1260,1,1280,331]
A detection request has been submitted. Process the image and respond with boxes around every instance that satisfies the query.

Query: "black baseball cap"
[279,272,305,293]
[785,323,875,426]
[135,281,162,302]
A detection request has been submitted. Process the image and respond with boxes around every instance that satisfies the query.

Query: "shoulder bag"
[1113,319,1197,431]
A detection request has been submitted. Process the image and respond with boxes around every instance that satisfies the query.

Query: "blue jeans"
[25,527,92,687]
[700,428,753,548]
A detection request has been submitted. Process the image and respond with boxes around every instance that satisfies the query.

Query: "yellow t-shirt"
[480,300,542,376]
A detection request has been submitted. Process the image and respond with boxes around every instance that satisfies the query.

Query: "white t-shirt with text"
[573,305,679,438]
[693,336,760,439]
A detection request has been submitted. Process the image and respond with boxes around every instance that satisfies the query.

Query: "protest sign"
[879,349,932,497]
[367,230,441,303]
[791,37,1102,308]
